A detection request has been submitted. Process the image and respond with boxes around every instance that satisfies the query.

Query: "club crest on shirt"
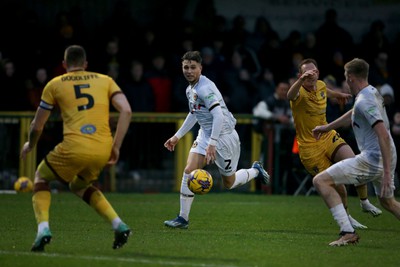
[320,91,325,99]
[80,124,96,134]
[192,141,198,148]
[193,93,198,101]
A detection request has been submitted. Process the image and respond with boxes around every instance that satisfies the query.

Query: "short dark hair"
[181,51,202,64]
[344,58,369,80]
[298,58,318,74]
[64,45,86,66]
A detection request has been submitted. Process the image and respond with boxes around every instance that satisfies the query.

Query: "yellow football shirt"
[41,70,121,141]
[290,80,328,146]
[39,70,123,181]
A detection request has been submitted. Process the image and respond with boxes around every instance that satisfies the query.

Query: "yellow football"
[187,169,213,195]
[14,177,33,193]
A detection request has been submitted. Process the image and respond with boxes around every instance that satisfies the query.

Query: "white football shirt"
[352,85,397,166]
[186,75,236,137]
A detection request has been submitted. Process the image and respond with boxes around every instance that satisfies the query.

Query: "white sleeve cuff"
[208,138,218,146]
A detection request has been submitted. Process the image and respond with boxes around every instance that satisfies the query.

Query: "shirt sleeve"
[175,112,197,139]
[209,105,224,146]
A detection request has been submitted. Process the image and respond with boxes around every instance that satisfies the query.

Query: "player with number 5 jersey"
[20,45,132,252]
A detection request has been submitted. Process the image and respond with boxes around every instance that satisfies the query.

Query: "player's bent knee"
[82,186,100,205]
[313,172,333,188]
[312,175,321,187]
[221,176,234,189]
[69,182,90,197]
[33,182,51,193]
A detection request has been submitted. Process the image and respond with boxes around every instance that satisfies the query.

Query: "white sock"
[360,199,370,204]
[179,172,194,221]
[229,168,258,189]
[111,217,122,230]
[330,204,354,233]
[38,221,49,232]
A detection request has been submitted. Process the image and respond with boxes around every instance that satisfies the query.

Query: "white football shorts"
[326,153,396,198]
[190,128,240,176]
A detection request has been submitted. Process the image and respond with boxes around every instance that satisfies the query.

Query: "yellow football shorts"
[298,130,347,176]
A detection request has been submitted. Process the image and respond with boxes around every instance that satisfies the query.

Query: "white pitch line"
[0,250,243,267]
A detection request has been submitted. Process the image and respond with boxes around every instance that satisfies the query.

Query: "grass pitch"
[0,192,399,267]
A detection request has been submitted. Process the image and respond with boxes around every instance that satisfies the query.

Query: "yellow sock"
[355,184,368,200]
[88,189,118,223]
[32,191,51,224]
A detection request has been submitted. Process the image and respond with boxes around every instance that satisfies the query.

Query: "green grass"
[0,192,399,267]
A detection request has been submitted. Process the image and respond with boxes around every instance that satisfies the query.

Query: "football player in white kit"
[312,58,400,246]
[164,51,270,229]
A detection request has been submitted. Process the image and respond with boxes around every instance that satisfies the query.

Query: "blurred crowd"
[1,3,399,116]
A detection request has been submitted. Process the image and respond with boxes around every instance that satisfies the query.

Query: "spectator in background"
[281,30,303,66]
[378,83,396,122]
[284,51,304,82]
[253,81,294,192]
[144,53,174,168]
[135,27,164,68]
[145,53,172,112]
[325,50,346,85]
[25,66,62,162]
[255,68,275,103]
[246,16,270,54]
[209,15,229,46]
[93,38,126,80]
[0,58,28,111]
[315,9,354,74]
[121,60,155,112]
[200,46,223,86]
[300,32,318,60]
[98,0,138,57]
[49,10,85,75]
[0,58,28,172]
[120,60,156,169]
[25,67,49,111]
[169,32,195,78]
[253,81,292,127]
[360,20,390,62]
[222,49,259,113]
[226,15,250,51]
[324,75,345,123]
[369,51,392,87]
[257,25,282,78]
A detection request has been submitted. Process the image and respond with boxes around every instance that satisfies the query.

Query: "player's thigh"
[187,132,208,172]
[46,144,108,184]
[326,155,376,185]
[37,159,59,183]
[185,152,206,172]
[327,132,354,162]
[299,144,331,176]
[42,148,80,184]
[215,131,240,177]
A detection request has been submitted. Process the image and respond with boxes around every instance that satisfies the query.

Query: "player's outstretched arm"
[164,136,179,152]
[108,93,132,165]
[20,107,51,160]
[312,109,353,140]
